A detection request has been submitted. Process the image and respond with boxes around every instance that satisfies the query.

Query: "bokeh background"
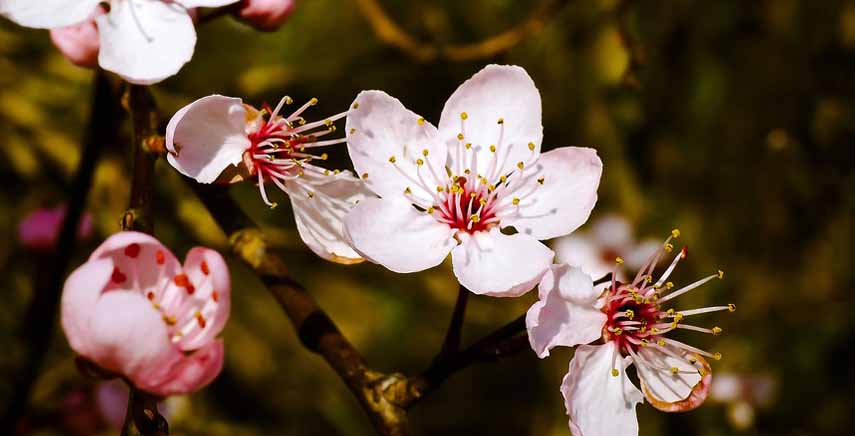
[1,0,853,435]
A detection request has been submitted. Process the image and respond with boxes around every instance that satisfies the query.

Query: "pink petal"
[174,247,231,351]
[49,15,100,68]
[438,65,543,178]
[561,343,643,436]
[145,340,225,396]
[501,147,603,240]
[526,265,606,358]
[450,228,553,297]
[637,348,711,412]
[345,90,445,202]
[18,206,94,252]
[343,196,457,273]
[61,257,115,359]
[89,231,182,297]
[235,0,296,31]
[165,95,251,184]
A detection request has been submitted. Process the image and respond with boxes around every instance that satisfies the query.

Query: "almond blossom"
[165,94,368,264]
[61,232,230,396]
[525,230,731,435]
[0,0,240,84]
[343,65,603,296]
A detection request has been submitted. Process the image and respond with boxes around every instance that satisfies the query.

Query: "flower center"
[434,176,497,232]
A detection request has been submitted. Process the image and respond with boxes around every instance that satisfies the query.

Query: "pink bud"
[18,206,94,252]
[236,0,296,32]
[49,18,100,68]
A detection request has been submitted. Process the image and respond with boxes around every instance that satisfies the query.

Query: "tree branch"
[436,284,469,358]
[0,71,123,434]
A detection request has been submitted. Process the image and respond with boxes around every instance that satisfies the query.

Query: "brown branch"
[354,0,572,62]
[0,71,124,434]
[190,184,411,436]
[436,284,469,358]
[120,389,168,436]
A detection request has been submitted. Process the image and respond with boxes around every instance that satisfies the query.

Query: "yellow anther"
[464,142,472,149]
[389,156,397,163]
[284,96,294,105]
[499,175,507,183]
[488,184,496,192]
[657,339,666,346]
[497,117,504,124]
[650,327,659,334]
[323,169,330,176]
[664,242,674,252]
[351,102,359,109]
[436,185,444,193]
[320,153,328,160]
[309,97,318,105]
[528,142,535,151]
[361,172,368,179]
[625,309,635,320]
[727,303,736,312]
[489,144,496,153]
[163,315,177,325]
[416,158,424,166]
[667,308,675,315]
[644,275,653,283]
[470,192,477,198]
[426,206,435,214]
[298,118,307,125]
[671,228,681,238]
[689,357,698,364]
[404,187,412,195]
[718,270,725,279]
[537,176,545,185]
[460,112,468,120]
[615,257,625,265]
[270,202,278,209]
[512,197,520,205]
[334,169,341,174]
[713,352,722,361]
[307,192,314,199]
[698,368,708,376]
[479,198,487,206]
[457,133,464,140]
[611,368,619,377]
[464,168,471,174]
[422,149,429,156]
[324,119,334,127]
[417,117,425,125]
[665,281,674,289]
[712,326,722,335]
[674,312,684,322]
[516,161,525,170]
[640,339,649,347]
[670,367,679,375]
[470,214,480,223]
[267,155,275,161]
[297,170,304,177]
[349,128,356,134]
[613,327,623,336]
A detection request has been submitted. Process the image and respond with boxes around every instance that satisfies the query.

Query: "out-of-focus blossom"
[710,372,778,430]
[526,230,732,435]
[165,94,368,264]
[236,0,296,31]
[18,205,94,252]
[343,65,602,296]
[48,7,102,68]
[61,232,230,396]
[1,0,240,84]
[551,214,659,283]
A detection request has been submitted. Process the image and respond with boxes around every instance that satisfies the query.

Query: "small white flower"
[343,65,603,296]
[1,0,240,84]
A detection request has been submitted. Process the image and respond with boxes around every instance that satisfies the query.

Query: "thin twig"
[0,71,123,434]
[121,389,168,436]
[437,284,469,358]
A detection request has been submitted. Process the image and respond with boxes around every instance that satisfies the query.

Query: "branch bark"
[0,71,123,434]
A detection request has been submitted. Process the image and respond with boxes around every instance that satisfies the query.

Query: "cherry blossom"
[1,0,240,84]
[552,213,660,283]
[61,232,230,396]
[235,0,296,31]
[343,65,602,296]
[525,230,731,435]
[165,94,368,263]
[18,205,93,252]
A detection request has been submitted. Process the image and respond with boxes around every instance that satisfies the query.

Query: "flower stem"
[438,284,470,357]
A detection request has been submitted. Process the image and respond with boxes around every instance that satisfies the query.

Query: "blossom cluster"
[4,4,732,433]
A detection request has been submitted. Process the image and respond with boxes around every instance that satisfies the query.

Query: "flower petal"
[60,257,115,359]
[286,168,369,264]
[501,147,602,240]
[1,0,100,28]
[176,0,240,7]
[166,95,251,184]
[143,339,224,396]
[89,231,182,296]
[439,65,543,177]
[345,90,446,202]
[174,247,231,351]
[552,234,618,284]
[637,347,712,412]
[96,0,196,84]
[49,14,101,68]
[561,343,643,436]
[526,265,606,358]
[343,196,456,273]
[451,228,553,297]
[591,214,633,249]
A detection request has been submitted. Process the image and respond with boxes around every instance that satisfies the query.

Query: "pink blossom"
[343,65,603,296]
[165,94,369,264]
[61,232,230,396]
[49,9,101,68]
[18,206,94,252]
[236,0,296,31]
[525,230,731,435]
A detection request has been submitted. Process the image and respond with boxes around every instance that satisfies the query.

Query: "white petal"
[450,228,553,297]
[625,239,660,270]
[551,234,618,283]
[176,0,240,7]
[165,95,251,184]
[636,347,711,412]
[96,0,196,85]
[286,168,370,264]
[501,147,603,240]
[439,65,543,177]
[343,196,456,273]
[346,90,447,202]
[526,265,606,358]
[591,214,633,249]
[2,0,99,28]
[561,343,643,436]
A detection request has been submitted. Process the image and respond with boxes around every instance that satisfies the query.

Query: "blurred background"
[1,0,853,435]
